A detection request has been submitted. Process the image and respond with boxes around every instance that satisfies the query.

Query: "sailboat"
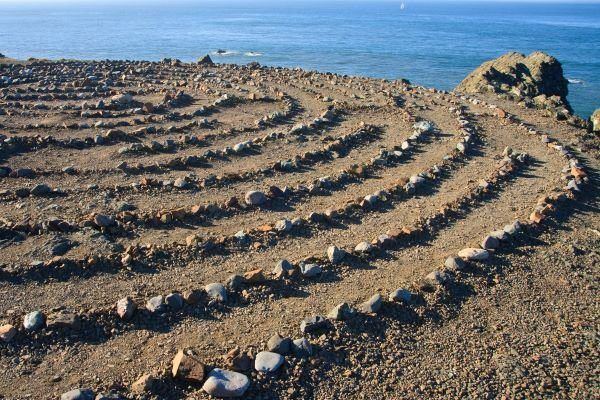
[400,2,405,10]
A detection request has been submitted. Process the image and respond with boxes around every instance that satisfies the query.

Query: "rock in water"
[172,350,206,383]
[202,368,250,397]
[254,351,284,372]
[456,51,571,112]
[198,54,214,65]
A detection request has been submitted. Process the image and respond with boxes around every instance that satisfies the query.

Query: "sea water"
[0,0,598,117]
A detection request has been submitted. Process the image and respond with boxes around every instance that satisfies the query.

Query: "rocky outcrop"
[456,51,572,118]
[591,109,600,132]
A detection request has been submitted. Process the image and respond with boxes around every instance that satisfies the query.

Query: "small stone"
[172,350,206,383]
[243,269,266,283]
[255,351,284,372]
[23,310,45,331]
[267,333,292,354]
[224,347,253,372]
[274,219,292,232]
[116,297,136,320]
[47,311,81,330]
[94,214,115,228]
[389,288,412,303]
[481,235,500,250]
[226,274,245,291]
[489,230,509,241]
[244,190,267,206]
[354,241,373,254]
[30,183,52,196]
[0,324,17,342]
[359,294,383,313]
[426,270,449,285]
[503,221,522,235]
[183,289,202,305]
[458,248,490,261]
[327,246,346,264]
[272,259,295,278]
[165,292,184,309]
[146,295,164,313]
[205,283,227,302]
[327,302,354,320]
[60,388,94,400]
[300,263,322,278]
[444,256,466,271]
[202,368,250,398]
[300,315,329,333]
[292,338,313,358]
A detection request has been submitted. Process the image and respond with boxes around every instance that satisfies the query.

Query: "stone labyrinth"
[0,58,591,399]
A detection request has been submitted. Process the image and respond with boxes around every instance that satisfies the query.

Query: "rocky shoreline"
[0,53,598,399]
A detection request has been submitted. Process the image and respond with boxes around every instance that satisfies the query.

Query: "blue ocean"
[0,0,599,117]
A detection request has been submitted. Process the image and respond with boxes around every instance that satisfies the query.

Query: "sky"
[1,0,599,3]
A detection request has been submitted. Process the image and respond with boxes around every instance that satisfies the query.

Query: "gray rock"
[327,245,346,264]
[202,368,250,398]
[226,274,245,290]
[354,241,373,254]
[274,219,292,232]
[327,302,354,320]
[60,388,95,400]
[458,248,490,261]
[489,230,509,241]
[300,263,322,278]
[94,214,115,228]
[359,294,383,313]
[47,311,80,330]
[426,270,449,285]
[116,297,136,320]
[146,295,164,313]
[481,235,500,250]
[389,288,412,303]
[23,310,45,331]
[292,338,313,358]
[267,333,291,354]
[254,351,284,372]
[503,221,522,235]
[173,177,188,189]
[30,183,52,196]
[244,190,267,206]
[272,259,295,278]
[300,315,329,333]
[444,256,466,271]
[205,283,227,302]
[165,292,184,309]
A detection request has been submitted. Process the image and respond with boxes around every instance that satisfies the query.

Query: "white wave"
[211,50,239,56]
[567,78,584,84]
[244,51,263,57]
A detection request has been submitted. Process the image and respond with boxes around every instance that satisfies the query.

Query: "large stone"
[444,256,466,271]
[244,190,267,206]
[456,51,571,112]
[172,350,206,384]
[202,368,250,398]
[165,292,184,309]
[94,214,115,228]
[23,310,45,331]
[481,235,500,250]
[205,283,227,302]
[198,54,214,65]
[272,259,295,278]
[116,297,136,320]
[60,388,95,400]
[254,351,284,372]
[354,241,374,254]
[458,248,490,261]
[47,311,81,330]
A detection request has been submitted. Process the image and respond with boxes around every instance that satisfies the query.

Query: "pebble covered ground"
[0,55,597,399]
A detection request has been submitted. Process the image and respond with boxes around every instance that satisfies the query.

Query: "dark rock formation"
[456,51,572,116]
[198,54,214,65]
